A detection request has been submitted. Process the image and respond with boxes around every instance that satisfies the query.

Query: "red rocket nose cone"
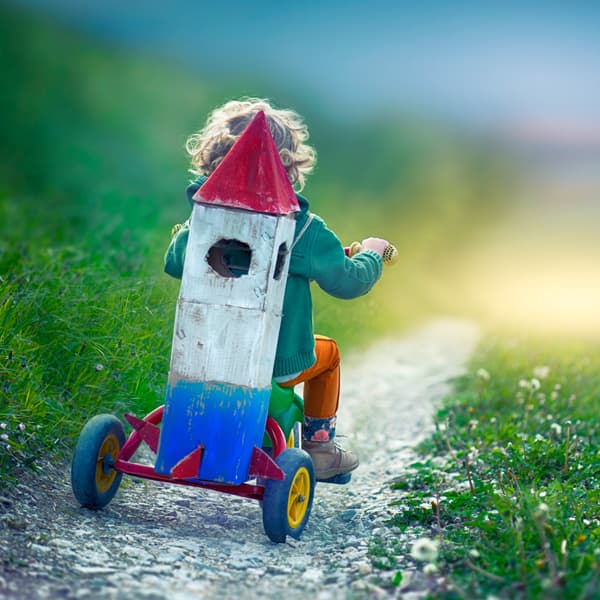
[193,110,300,214]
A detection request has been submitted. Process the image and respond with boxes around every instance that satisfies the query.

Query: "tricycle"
[71,382,315,543]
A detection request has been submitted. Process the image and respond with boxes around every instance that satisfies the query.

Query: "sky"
[10,0,600,135]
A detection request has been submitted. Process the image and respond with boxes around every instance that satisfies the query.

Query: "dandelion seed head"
[535,503,549,518]
[477,368,490,381]
[531,378,541,390]
[533,365,550,379]
[518,379,530,389]
[410,538,440,562]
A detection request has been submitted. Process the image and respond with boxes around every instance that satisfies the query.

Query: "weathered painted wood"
[155,381,270,483]
[193,110,299,215]
[169,302,283,388]
[179,204,294,314]
[156,110,298,483]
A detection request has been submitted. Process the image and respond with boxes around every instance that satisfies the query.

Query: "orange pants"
[279,335,340,418]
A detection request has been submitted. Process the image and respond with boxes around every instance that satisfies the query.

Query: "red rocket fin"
[170,445,204,479]
[193,110,300,214]
[124,413,160,454]
[248,446,285,481]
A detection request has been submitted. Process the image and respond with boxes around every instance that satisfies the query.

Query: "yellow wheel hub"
[287,466,310,529]
[95,433,119,493]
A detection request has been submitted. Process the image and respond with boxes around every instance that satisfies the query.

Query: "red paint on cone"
[193,110,300,214]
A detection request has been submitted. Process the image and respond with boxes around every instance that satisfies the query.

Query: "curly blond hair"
[186,98,316,191]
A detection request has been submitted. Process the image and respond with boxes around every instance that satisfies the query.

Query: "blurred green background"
[1,1,599,475]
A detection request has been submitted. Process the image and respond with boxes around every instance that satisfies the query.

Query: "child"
[165,98,388,481]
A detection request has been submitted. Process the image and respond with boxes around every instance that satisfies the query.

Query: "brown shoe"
[302,440,359,481]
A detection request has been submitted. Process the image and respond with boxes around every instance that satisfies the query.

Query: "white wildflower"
[535,503,549,518]
[550,423,562,436]
[95,363,104,372]
[423,563,438,575]
[533,366,550,379]
[469,419,478,431]
[531,378,541,390]
[0,433,8,441]
[469,549,480,558]
[519,379,530,389]
[18,423,25,431]
[560,540,567,555]
[410,538,440,562]
[0,423,6,429]
[535,434,545,442]
[477,368,490,381]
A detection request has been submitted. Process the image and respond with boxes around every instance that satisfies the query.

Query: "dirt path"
[0,318,478,600]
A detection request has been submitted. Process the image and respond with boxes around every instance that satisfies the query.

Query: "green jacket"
[165,177,382,377]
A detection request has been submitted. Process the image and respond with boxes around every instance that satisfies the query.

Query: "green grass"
[0,5,511,485]
[372,334,600,598]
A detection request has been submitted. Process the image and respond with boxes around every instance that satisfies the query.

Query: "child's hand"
[360,237,389,257]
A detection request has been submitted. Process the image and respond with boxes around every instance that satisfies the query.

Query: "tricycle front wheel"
[71,414,125,509]
[262,448,314,543]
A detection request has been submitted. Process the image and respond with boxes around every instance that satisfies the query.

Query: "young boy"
[165,98,388,481]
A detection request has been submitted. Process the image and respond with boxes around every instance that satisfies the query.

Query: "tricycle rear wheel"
[262,448,314,543]
[71,414,125,509]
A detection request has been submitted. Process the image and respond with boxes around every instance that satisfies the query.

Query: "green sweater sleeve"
[164,220,190,279]
[309,220,382,299]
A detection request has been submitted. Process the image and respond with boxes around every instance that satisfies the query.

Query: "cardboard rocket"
[155,111,299,484]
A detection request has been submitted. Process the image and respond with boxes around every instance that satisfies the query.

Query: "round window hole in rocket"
[206,239,251,278]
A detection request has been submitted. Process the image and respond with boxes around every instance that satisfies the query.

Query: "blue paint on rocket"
[155,380,270,484]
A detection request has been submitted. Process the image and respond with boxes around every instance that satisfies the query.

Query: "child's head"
[186,98,316,191]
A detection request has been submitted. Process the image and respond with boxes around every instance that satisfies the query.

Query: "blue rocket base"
[155,380,270,485]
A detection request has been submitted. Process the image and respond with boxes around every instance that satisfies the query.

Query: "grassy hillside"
[0,5,512,482]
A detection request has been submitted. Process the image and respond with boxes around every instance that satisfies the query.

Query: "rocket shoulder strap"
[290,213,314,253]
